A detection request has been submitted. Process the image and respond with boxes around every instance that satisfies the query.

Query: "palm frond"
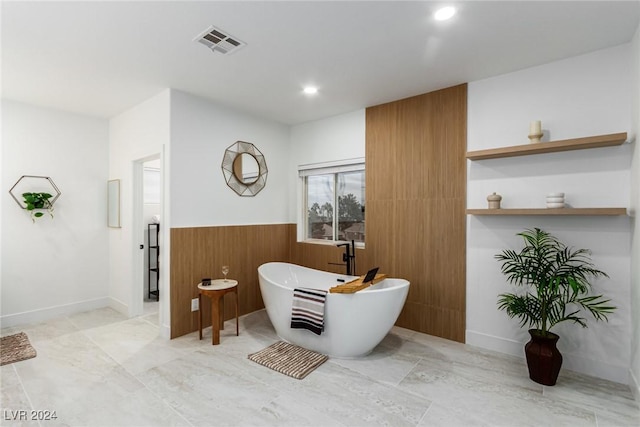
[497,293,542,329]
[577,295,616,322]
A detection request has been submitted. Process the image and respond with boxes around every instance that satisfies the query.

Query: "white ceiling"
[2,1,639,125]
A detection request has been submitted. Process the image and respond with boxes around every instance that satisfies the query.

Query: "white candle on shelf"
[529,120,542,135]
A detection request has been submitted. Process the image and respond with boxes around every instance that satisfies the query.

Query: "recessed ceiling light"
[434,6,456,21]
[303,86,318,95]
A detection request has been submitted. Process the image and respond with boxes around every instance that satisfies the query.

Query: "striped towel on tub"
[290,288,328,335]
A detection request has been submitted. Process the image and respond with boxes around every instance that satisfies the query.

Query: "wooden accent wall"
[169,84,467,342]
[365,84,467,342]
[170,224,294,338]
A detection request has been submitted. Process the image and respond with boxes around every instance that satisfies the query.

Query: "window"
[299,160,365,244]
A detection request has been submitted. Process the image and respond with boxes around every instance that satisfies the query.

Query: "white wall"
[169,90,290,227]
[1,101,109,326]
[629,23,640,401]
[466,45,633,384]
[289,109,366,223]
[289,109,365,165]
[109,90,170,331]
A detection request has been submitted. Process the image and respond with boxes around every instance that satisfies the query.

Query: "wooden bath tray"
[329,273,387,294]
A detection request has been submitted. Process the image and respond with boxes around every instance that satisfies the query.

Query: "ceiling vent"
[195,26,245,55]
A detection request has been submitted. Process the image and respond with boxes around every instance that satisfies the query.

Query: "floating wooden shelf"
[466,132,628,161]
[466,208,628,216]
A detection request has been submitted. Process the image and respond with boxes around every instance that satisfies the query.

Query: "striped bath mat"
[248,341,328,380]
[290,287,327,335]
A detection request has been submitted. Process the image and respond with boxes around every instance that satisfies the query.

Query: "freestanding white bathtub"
[257,262,410,358]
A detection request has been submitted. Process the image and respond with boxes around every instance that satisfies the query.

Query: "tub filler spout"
[337,239,356,275]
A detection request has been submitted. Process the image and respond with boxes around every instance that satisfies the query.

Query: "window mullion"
[303,176,308,239]
[333,173,338,241]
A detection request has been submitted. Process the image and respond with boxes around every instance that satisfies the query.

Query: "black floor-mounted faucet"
[337,240,356,276]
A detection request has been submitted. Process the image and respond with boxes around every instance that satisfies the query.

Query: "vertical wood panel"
[397,96,427,200]
[366,84,467,342]
[394,200,424,302]
[365,102,397,201]
[364,200,395,274]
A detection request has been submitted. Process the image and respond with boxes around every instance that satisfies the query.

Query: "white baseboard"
[466,329,629,384]
[466,329,525,358]
[561,352,629,384]
[108,297,129,316]
[0,297,110,328]
[159,323,171,339]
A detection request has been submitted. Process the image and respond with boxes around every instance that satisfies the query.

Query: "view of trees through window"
[306,170,365,243]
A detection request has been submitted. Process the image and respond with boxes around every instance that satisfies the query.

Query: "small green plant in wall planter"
[22,192,54,222]
[9,175,62,223]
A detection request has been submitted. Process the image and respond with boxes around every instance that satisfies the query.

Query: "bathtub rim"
[257,261,409,294]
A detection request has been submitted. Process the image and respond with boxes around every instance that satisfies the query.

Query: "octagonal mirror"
[222,141,268,196]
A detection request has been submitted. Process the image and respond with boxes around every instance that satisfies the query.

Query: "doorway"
[132,154,162,323]
[142,158,161,317]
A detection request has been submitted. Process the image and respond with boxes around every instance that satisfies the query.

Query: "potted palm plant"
[496,228,615,386]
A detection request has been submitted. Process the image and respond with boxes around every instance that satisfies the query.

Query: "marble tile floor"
[1,306,638,427]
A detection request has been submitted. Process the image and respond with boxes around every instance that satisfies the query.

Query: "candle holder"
[528,132,543,144]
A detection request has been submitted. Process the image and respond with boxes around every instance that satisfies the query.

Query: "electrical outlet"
[191,298,199,312]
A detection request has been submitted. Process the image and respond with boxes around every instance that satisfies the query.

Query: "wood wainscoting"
[170,224,294,338]
[365,84,467,342]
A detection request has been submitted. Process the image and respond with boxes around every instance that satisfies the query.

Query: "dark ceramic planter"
[524,329,563,386]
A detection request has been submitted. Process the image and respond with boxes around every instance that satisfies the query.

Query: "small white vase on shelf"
[528,120,543,144]
[546,192,565,208]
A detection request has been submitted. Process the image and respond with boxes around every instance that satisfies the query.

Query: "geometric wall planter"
[9,175,62,221]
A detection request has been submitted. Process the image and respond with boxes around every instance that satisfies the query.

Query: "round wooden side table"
[197,279,239,345]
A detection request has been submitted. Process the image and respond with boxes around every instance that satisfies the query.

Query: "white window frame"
[297,158,365,246]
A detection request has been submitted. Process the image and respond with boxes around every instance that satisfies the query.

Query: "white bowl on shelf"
[546,202,565,208]
[547,192,565,198]
[546,197,565,203]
